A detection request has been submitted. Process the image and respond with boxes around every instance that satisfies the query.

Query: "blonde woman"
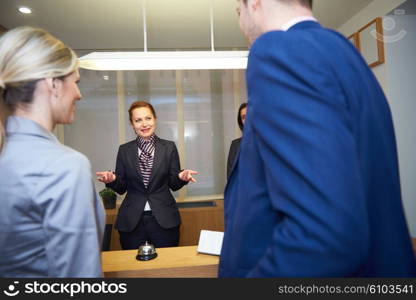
[0,27,105,277]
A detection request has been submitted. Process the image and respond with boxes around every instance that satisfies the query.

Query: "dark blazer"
[219,21,416,277]
[226,138,241,179]
[107,137,187,232]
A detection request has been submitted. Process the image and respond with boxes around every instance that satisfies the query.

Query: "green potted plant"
[99,188,117,209]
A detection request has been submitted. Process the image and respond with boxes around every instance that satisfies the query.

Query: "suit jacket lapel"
[148,137,163,188]
[127,141,143,182]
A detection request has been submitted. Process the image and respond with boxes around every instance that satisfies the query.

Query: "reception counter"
[102,245,219,278]
[104,200,224,250]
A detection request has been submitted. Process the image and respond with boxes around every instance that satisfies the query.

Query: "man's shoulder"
[249,25,355,70]
[252,30,290,48]
[252,24,342,50]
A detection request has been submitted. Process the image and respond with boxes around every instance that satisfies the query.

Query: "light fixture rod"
[210,0,215,51]
[142,0,148,52]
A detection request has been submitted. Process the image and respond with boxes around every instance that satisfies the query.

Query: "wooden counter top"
[102,245,219,278]
[105,200,224,250]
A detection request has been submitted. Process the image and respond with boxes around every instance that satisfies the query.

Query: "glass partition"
[63,68,247,201]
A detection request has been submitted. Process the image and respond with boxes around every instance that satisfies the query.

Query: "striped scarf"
[137,135,156,188]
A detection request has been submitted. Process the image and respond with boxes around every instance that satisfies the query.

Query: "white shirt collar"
[281,16,318,31]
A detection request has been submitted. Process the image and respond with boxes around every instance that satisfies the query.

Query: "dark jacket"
[107,137,187,232]
[226,137,241,179]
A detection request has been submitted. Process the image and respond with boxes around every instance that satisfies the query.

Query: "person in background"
[219,0,416,277]
[226,102,247,179]
[0,26,105,277]
[97,101,197,250]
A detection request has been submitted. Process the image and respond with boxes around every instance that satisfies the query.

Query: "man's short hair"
[242,0,313,9]
[297,0,313,8]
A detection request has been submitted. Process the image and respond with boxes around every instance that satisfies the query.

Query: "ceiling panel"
[213,0,248,49]
[314,0,373,29]
[0,0,375,51]
[146,0,211,50]
[0,0,144,50]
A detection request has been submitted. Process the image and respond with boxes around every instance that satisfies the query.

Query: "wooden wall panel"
[105,200,224,251]
[179,200,224,246]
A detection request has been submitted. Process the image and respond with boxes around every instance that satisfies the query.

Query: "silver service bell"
[136,241,158,261]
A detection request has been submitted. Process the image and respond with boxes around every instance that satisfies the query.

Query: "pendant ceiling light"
[79,0,248,71]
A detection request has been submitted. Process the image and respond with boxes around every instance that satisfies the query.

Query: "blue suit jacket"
[219,21,416,277]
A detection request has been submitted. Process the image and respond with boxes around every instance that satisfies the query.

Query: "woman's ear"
[44,78,62,99]
[44,78,54,91]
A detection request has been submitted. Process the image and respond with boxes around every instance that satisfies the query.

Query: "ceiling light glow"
[79,51,248,71]
[18,7,32,14]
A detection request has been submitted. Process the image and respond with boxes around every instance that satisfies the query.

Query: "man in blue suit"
[219,0,416,277]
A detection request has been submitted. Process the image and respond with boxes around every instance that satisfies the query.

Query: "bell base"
[136,252,158,261]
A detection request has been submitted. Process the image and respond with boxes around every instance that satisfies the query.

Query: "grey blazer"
[107,137,187,232]
[0,116,105,277]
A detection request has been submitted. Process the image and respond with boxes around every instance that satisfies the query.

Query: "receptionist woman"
[97,101,197,250]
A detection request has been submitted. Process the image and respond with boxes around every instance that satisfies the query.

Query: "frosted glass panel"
[64,69,119,193]
[222,70,247,174]
[124,70,177,142]
[183,70,246,196]
[63,68,247,200]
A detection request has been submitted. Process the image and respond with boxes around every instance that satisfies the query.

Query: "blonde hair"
[0,26,78,152]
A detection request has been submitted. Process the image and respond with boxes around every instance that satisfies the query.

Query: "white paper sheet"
[197,230,224,256]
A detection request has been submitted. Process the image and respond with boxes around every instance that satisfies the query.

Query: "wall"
[337,0,416,237]
[337,0,407,91]
[384,14,416,238]
[337,0,407,34]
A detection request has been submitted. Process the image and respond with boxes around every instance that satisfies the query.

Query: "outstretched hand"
[178,169,198,183]
[96,171,116,184]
